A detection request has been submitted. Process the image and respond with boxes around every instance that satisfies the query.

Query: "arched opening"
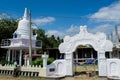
[73,44,97,75]
[73,45,97,63]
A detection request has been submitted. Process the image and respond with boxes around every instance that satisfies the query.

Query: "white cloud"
[46,30,65,38]
[66,25,79,33]
[32,17,55,26]
[89,24,114,33]
[89,24,120,42]
[45,24,116,39]
[45,25,80,38]
[31,24,38,29]
[65,25,80,36]
[90,1,120,21]
[0,13,11,19]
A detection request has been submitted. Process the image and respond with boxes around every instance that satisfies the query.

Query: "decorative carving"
[59,25,113,54]
[80,25,87,33]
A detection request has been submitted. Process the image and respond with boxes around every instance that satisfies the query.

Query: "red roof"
[24,54,42,57]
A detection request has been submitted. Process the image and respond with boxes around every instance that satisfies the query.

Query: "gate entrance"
[59,25,113,76]
[73,45,97,76]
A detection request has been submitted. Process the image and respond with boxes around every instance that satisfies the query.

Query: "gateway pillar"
[98,50,107,76]
[65,52,73,76]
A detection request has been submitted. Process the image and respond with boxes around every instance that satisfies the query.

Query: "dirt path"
[0,75,107,80]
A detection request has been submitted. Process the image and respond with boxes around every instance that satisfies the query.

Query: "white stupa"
[1,8,42,66]
[13,8,36,40]
[10,8,37,47]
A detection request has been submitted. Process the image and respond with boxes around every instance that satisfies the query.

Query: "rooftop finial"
[80,25,87,33]
[23,8,28,19]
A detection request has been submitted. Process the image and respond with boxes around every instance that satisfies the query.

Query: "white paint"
[57,62,64,74]
[59,25,113,53]
[107,59,120,77]
[19,49,22,66]
[42,53,48,68]
[58,25,113,76]
[26,57,30,66]
[46,60,66,76]
[9,8,37,47]
[8,49,10,62]
[14,8,36,40]
[45,25,113,77]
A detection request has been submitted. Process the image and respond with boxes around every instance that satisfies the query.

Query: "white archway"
[59,25,113,76]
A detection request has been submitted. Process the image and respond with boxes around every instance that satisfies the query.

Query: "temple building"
[1,8,42,66]
[1,7,120,77]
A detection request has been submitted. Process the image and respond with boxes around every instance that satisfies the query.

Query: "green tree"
[47,35,56,48]
[36,29,49,49]
[0,18,18,62]
[0,19,18,41]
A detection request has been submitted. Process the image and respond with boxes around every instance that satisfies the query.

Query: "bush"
[0,60,7,66]
[0,60,13,66]
[32,58,43,66]
[47,58,54,65]
[32,57,54,66]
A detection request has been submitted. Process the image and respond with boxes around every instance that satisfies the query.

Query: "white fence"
[0,64,42,77]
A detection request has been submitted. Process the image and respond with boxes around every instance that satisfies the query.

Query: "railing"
[74,58,94,62]
[1,39,42,48]
[0,64,41,77]
[1,39,11,46]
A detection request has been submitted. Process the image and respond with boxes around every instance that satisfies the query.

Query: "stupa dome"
[16,17,31,38]
[13,8,36,39]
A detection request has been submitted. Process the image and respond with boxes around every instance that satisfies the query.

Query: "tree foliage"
[36,29,63,49]
[0,19,18,42]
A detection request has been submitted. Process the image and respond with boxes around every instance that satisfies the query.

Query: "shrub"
[32,58,43,66]
[47,57,54,65]
[32,57,54,66]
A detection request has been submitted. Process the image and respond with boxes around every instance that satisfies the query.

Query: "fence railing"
[0,64,42,77]
[1,39,11,46]
[1,39,42,48]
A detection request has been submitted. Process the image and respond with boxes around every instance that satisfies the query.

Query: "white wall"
[107,59,120,77]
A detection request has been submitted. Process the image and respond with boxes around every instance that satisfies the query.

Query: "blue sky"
[0,0,120,38]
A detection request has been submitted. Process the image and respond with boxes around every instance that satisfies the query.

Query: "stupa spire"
[23,8,28,19]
